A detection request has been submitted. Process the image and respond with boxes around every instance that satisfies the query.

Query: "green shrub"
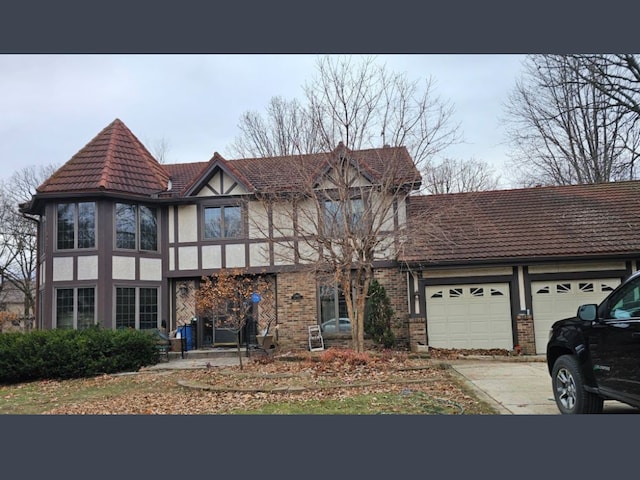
[0,327,159,384]
[364,279,396,348]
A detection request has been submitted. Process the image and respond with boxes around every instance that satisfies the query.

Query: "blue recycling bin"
[177,325,193,351]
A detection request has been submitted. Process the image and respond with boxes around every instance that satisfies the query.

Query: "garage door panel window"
[579,282,594,293]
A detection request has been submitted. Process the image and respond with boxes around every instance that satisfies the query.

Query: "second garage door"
[425,283,513,349]
[531,278,620,354]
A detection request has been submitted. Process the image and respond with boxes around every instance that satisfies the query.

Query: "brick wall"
[275,271,318,350]
[374,268,411,347]
[515,314,535,355]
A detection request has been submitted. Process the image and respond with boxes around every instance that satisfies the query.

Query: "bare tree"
[229,97,324,157]
[229,55,461,171]
[573,54,640,117]
[233,56,458,352]
[0,164,58,323]
[422,157,500,194]
[149,137,172,164]
[503,54,640,186]
[195,269,272,369]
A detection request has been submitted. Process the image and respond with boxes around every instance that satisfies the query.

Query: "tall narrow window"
[57,202,96,250]
[115,203,137,249]
[116,287,136,329]
[318,283,351,333]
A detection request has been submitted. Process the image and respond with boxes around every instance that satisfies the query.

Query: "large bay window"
[57,202,96,250]
[55,287,96,329]
[116,287,159,330]
[115,203,158,251]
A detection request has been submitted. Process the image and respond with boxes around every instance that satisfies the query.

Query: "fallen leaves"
[1,350,499,415]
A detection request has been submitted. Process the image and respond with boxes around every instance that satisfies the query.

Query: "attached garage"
[531,278,620,354]
[425,283,513,349]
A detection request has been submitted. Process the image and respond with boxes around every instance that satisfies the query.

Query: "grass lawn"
[0,350,498,415]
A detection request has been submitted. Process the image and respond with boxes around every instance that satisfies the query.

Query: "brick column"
[515,314,535,355]
[408,317,427,352]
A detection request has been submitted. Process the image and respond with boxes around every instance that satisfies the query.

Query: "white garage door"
[532,279,620,354]
[425,283,513,349]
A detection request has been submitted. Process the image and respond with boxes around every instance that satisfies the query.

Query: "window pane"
[324,200,341,233]
[204,207,222,239]
[77,202,96,249]
[57,204,75,249]
[139,206,158,251]
[224,206,242,237]
[139,288,158,330]
[319,284,350,333]
[116,287,136,329]
[115,203,136,249]
[56,289,74,329]
[77,288,95,330]
[350,198,364,230]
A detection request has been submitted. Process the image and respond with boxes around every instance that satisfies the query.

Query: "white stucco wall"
[225,244,246,268]
[112,256,136,280]
[53,257,73,281]
[249,243,270,266]
[178,246,198,270]
[140,258,162,281]
[202,245,222,269]
[178,205,198,243]
[77,255,98,280]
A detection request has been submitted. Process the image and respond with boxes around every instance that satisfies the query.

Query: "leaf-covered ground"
[1,350,501,415]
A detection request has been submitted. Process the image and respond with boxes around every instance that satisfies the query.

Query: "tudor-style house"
[20,119,420,350]
[21,118,640,355]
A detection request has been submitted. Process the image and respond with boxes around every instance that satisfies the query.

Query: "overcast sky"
[0,54,526,187]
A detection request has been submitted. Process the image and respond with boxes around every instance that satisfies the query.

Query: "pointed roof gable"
[182,152,256,197]
[36,119,170,197]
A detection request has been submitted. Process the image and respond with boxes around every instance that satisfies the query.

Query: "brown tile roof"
[35,120,419,201]
[229,143,419,193]
[36,119,171,197]
[401,181,640,265]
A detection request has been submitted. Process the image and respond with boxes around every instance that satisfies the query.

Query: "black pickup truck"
[547,271,640,414]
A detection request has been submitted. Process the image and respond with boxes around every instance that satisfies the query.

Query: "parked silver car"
[320,317,351,333]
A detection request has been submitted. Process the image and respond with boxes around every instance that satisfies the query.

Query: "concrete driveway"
[450,359,640,414]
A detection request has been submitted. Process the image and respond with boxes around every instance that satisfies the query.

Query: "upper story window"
[57,202,96,250]
[324,198,364,235]
[203,205,243,239]
[115,203,158,251]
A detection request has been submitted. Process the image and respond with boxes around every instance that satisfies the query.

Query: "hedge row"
[0,327,160,384]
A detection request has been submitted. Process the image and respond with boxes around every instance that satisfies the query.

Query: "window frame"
[202,204,245,240]
[323,197,365,236]
[55,202,97,251]
[115,286,160,330]
[54,286,97,329]
[318,281,352,334]
[114,203,159,252]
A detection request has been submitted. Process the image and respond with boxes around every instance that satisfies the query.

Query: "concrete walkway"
[450,359,640,414]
